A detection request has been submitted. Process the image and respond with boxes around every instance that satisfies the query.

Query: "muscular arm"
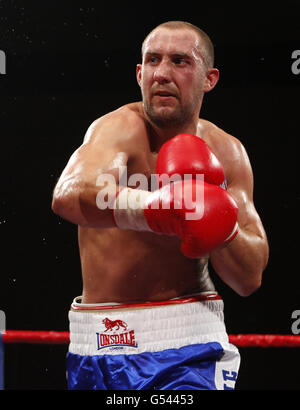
[52,108,142,228]
[209,135,269,297]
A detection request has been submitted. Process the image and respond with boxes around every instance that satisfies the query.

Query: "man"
[52,21,269,390]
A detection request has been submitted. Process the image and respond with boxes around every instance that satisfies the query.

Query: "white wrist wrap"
[113,187,153,232]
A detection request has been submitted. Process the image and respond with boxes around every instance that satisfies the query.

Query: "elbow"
[51,195,63,216]
[237,243,269,297]
[51,189,86,226]
[51,194,68,219]
[51,184,67,216]
[236,263,265,297]
[237,278,262,297]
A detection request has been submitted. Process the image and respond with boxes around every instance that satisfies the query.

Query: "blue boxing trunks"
[66,292,240,390]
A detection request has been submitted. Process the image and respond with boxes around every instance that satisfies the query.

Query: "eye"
[173,57,188,66]
[146,55,160,64]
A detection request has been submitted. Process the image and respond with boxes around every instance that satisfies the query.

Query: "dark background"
[0,0,299,390]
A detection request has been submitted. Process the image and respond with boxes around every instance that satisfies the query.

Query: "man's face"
[136,28,215,128]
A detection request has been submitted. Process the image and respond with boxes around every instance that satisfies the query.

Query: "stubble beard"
[143,97,196,130]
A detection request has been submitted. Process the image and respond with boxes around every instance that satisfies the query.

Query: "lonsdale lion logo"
[96,317,138,351]
[102,318,128,332]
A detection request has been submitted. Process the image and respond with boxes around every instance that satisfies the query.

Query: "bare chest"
[122,149,158,193]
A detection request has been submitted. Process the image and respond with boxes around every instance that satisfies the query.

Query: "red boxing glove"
[112,134,238,257]
[144,179,238,258]
[156,133,226,187]
[112,179,238,257]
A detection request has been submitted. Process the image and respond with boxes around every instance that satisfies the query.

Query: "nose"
[153,60,171,84]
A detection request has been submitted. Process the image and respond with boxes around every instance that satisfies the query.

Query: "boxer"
[52,21,269,390]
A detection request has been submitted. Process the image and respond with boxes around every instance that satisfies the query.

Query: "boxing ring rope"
[1,331,300,389]
[1,330,300,347]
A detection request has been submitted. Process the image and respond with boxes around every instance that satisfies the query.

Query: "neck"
[141,105,201,151]
[151,121,199,150]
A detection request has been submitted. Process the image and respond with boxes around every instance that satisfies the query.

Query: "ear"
[204,68,219,93]
[136,64,142,87]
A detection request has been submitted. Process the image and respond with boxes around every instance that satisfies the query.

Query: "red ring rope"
[1,331,300,347]
[1,331,70,345]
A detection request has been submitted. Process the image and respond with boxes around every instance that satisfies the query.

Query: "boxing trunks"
[66,292,240,390]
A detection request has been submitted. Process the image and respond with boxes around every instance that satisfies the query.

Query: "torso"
[79,102,226,303]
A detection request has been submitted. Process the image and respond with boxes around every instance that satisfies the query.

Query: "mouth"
[153,90,177,99]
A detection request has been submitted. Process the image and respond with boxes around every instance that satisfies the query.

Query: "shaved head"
[142,21,215,69]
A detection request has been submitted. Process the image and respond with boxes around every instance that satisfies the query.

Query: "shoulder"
[199,119,244,157]
[83,102,147,146]
[198,119,253,186]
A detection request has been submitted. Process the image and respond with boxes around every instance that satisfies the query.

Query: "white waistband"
[70,291,221,311]
[68,293,229,356]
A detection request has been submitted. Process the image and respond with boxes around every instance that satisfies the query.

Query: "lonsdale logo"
[96,318,138,350]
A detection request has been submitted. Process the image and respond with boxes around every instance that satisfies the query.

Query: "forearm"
[52,176,118,228]
[210,226,269,296]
